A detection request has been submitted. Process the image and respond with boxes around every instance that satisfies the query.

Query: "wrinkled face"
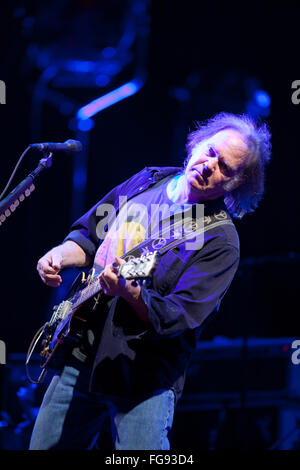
[184,129,250,202]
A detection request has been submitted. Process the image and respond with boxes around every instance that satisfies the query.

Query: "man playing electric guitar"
[29,113,271,450]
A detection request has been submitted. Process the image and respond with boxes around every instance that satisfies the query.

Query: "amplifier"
[172,337,300,450]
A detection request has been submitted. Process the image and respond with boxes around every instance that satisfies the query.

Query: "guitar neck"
[68,251,159,311]
[72,273,102,310]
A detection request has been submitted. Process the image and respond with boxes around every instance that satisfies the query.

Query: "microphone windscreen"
[65,140,83,152]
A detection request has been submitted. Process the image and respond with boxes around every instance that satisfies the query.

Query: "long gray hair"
[185,112,272,218]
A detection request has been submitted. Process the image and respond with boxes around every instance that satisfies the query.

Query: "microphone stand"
[0,152,53,226]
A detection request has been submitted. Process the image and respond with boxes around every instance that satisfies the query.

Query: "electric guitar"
[26,251,161,383]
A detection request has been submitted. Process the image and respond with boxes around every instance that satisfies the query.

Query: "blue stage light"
[76,78,143,120]
[102,47,116,59]
[95,74,110,87]
[254,89,271,108]
[77,118,94,131]
[173,87,190,102]
[65,60,95,73]
[73,168,87,190]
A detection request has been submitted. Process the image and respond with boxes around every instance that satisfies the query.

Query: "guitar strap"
[119,204,235,261]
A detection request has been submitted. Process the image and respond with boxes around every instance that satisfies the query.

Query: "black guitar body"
[26,252,160,383]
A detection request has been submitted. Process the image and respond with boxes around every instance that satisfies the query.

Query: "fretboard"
[71,274,102,310]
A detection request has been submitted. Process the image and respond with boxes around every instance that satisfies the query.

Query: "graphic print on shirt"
[93,176,192,271]
[94,205,147,269]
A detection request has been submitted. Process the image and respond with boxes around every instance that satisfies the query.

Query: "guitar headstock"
[118,251,161,280]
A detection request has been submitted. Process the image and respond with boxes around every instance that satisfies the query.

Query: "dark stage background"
[0,2,299,451]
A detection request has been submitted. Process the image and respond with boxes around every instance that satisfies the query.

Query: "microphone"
[30,139,83,153]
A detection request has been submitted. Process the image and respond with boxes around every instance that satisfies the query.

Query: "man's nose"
[203,156,218,171]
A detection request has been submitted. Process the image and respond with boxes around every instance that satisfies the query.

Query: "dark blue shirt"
[64,167,240,403]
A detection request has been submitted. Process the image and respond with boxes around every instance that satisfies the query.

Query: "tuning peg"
[10,200,20,212]
[24,185,35,197]
[40,346,49,357]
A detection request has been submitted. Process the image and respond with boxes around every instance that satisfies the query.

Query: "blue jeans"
[29,364,175,450]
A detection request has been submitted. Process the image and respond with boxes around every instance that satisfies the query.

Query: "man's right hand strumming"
[37,240,91,287]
